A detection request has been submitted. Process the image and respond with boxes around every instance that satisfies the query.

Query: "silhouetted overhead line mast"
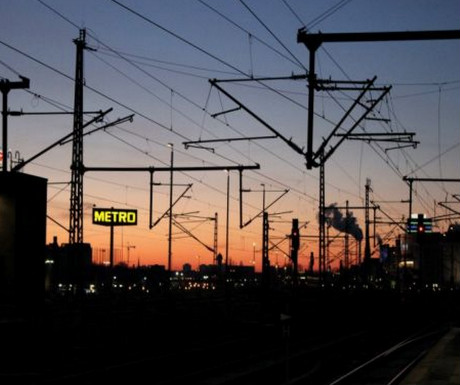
[313,77,393,165]
[209,76,307,157]
[402,176,460,221]
[149,183,192,229]
[371,203,407,233]
[364,179,372,261]
[84,163,259,272]
[66,29,133,244]
[83,163,260,231]
[210,74,393,169]
[313,75,389,278]
[297,28,460,169]
[12,109,134,172]
[240,186,289,229]
[238,181,290,287]
[69,28,95,244]
[1,75,30,172]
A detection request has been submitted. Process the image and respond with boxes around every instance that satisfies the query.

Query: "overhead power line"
[0,39,320,214]
[26,0,455,231]
[238,0,307,71]
[281,0,305,27]
[198,0,304,70]
[108,0,249,78]
[34,0,327,204]
[306,0,353,30]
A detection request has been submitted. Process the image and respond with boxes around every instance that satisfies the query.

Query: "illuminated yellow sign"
[92,208,138,226]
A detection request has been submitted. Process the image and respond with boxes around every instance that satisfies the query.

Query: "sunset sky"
[1,0,459,271]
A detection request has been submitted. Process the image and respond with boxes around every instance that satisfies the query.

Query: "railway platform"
[400,327,460,385]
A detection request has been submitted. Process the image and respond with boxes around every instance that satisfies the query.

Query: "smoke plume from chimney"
[321,203,363,241]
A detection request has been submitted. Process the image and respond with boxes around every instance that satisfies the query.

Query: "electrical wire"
[238,0,307,72]
[0,30,318,224]
[34,0,326,202]
[306,0,353,30]
[19,0,459,248]
[97,46,240,77]
[281,0,305,27]
[197,0,304,70]
[21,6,380,224]
[0,58,22,77]
[108,0,248,78]
[317,40,457,222]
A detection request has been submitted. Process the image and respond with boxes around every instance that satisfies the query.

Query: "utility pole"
[290,218,300,286]
[261,185,270,288]
[213,212,218,264]
[345,200,349,268]
[262,211,270,290]
[319,151,326,280]
[239,182,289,289]
[69,29,94,244]
[168,143,174,273]
[126,243,136,266]
[364,179,372,261]
[225,170,230,273]
[1,76,29,172]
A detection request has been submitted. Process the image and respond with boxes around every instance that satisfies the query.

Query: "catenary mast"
[69,29,89,244]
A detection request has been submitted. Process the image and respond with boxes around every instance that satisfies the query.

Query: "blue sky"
[1,0,459,269]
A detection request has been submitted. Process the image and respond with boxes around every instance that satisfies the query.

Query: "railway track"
[324,327,448,385]
[1,288,457,384]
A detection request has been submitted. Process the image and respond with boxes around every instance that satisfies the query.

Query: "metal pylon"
[69,29,88,244]
[319,152,326,281]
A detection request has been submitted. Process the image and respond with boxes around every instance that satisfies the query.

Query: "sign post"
[92,207,138,289]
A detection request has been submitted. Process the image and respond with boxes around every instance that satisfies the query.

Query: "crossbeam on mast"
[297,29,460,46]
[82,164,260,173]
[209,79,305,156]
[183,135,277,149]
[402,176,460,222]
[297,28,460,169]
